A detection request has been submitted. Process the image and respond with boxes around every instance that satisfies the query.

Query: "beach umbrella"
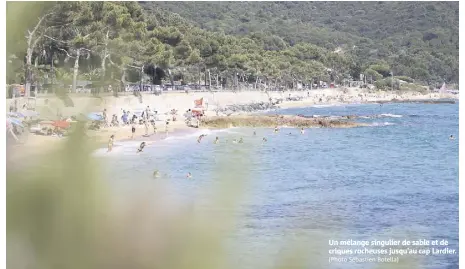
[52,120,71,129]
[7,117,24,128]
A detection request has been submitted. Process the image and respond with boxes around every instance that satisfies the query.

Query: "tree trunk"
[198,65,201,86]
[121,68,126,88]
[72,49,81,93]
[25,48,33,97]
[167,68,175,88]
[101,30,109,79]
[24,14,50,97]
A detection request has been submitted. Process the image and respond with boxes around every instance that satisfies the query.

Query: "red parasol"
[52,120,71,129]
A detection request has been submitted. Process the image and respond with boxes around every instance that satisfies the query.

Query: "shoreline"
[6,88,459,161]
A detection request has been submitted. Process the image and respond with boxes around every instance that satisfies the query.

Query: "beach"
[6,88,459,269]
[6,87,458,157]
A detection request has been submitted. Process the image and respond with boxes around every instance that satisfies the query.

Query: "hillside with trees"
[6,1,459,97]
[144,1,459,84]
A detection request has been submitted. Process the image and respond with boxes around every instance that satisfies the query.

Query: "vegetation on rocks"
[201,115,368,129]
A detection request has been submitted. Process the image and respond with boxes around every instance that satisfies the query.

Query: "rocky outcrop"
[201,115,369,129]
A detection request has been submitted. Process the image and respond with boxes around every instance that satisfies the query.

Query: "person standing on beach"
[144,120,149,136]
[165,120,169,137]
[131,124,136,139]
[151,119,157,134]
[107,135,114,152]
[103,109,108,127]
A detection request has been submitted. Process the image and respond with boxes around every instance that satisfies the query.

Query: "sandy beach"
[6,87,458,159]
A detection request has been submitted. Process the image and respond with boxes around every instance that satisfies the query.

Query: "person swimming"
[238,137,244,143]
[137,142,146,153]
[214,136,219,144]
[186,172,192,178]
[153,170,160,178]
[197,134,207,143]
[450,135,455,140]
[300,128,305,134]
[262,137,267,142]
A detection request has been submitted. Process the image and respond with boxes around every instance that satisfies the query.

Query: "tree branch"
[57,48,76,59]
[44,34,69,44]
[27,12,54,47]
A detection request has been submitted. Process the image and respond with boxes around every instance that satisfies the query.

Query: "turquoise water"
[99,102,458,269]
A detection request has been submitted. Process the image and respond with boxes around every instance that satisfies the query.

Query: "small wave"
[312,104,342,108]
[92,141,143,157]
[370,122,395,127]
[163,128,241,143]
[380,113,403,118]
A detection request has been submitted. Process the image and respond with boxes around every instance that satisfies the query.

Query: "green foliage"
[7,1,458,88]
[394,76,415,83]
[146,1,458,84]
[368,64,391,78]
[364,68,383,81]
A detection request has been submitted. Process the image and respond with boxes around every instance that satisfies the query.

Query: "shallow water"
[99,102,458,269]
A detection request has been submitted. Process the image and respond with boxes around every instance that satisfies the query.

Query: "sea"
[95,102,459,269]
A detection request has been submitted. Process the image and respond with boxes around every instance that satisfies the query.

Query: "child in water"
[300,128,305,134]
[214,136,219,144]
[274,126,279,133]
[137,142,146,153]
[107,135,114,152]
[450,135,455,140]
[187,172,192,178]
